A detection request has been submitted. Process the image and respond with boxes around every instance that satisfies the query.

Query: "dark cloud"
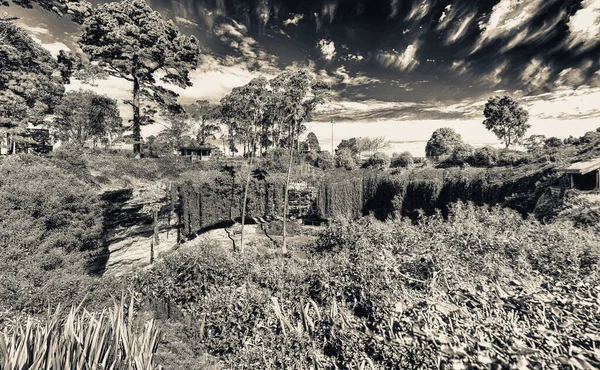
[6,0,600,122]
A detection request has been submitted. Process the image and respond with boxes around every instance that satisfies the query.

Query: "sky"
[4,0,600,155]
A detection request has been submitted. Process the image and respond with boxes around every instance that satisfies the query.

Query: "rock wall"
[94,182,179,276]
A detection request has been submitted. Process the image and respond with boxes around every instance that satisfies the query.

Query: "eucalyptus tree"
[270,69,328,252]
[483,95,530,148]
[79,0,201,154]
[220,77,271,252]
[187,100,221,145]
[0,21,64,153]
[4,0,92,23]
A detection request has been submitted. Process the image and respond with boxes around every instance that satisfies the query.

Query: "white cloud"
[406,0,430,21]
[523,86,600,120]
[317,39,336,61]
[174,16,198,27]
[472,0,544,52]
[283,13,304,26]
[376,42,420,72]
[334,66,380,86]
[446,13,476,44]
[565,0,600,51]
[521,58,552,90]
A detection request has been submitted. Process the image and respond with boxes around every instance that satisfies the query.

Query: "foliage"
[362,151,390,170]
[5,0,92,23]
[483,95,530,148]
[0,22,64,150]
[544,136,563,148]
[425,127,463,158]
[0,295,160,370]
[50,89,122,147]
[79,0,201,153]
[448,143,473,165]
[0,155,105,312]
[336,138,360,158]
[391,151,414,168]
[131,203,600,369]
[305,150,335,170]
[471,146,498,166]
[305,132,321,152]
[335,148,358,170]
[186,100,221,145]
[524,134,546,153]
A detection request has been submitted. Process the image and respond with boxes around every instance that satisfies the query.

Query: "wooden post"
[596,170,599,191]
[570,174,574,189]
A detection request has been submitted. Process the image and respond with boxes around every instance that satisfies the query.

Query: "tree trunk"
[282,144,294,253]
[240,146,255,253]
[132,76,142,155]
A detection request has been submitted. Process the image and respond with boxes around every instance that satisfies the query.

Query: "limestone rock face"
[95,183,179,276]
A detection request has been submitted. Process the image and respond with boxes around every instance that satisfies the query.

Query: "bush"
[470,146,498,166]
[0,155,104,312]
[449,143,473,165]
[305,151,334,170]
[496,149,532,166]
[425,128,463,158]
[362,152,390,170]
[335,148,358,170]
[390,151,414,168]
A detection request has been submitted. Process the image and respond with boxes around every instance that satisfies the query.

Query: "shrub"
[362,152,390,170]
[449,143,473,165]
[544,136,563,148]
[0,155,104,312]
[425,128,463,158]
[390,151,414,168]
[470,146,498,166]
[496,149,532,166]
[335,148,358,170]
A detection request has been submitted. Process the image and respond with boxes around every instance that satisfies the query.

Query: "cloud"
[446,12,476,44]
[565,0,600,51]
[375,42,420,72]
[521,58,552,90]
[406,0,430,22]
[500,10,566,52]
[523,86,600,120]
[283,13,304,26]
[174,16,198,27]
[472,0,545,52]
[317,39,336,61]
[334,66,380,86]
[389,0,400,19]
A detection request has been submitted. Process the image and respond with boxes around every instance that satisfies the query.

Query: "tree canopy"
[50,89,122,147]
[0,21,64,151]
[79,0,201,154]
[425,127,463,158]
[4,0,92,23]
[483,95,530,148]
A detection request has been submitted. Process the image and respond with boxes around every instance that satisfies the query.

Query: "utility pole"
[331,118,334,155]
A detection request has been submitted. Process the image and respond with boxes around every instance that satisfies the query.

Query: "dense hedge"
[317,165,561,220]
[175,172,288,235]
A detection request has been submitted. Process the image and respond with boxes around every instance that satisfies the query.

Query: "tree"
[50,90,122,148]
[187,100,221,144]
[220,77,270,252]
[425,128,463,158]
[335,148,358,170]
[273,70,328,253]
[0,21,64,154]
[544,136,563,148]
[79,0,200,154]
[336,138,360,158]
[483,95,530,148]
[305,132,321,152]
[154,113,195,154]
[357,136,390,156]
[449,143,473,165]
[523,134,546,153]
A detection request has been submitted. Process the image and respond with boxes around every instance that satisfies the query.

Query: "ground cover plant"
[129,202,600,369]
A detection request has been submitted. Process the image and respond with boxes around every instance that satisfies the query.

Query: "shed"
[563,158,600,191]
[179,145,214,161]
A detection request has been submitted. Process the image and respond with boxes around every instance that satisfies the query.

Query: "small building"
[563,158,600,191]
[178,145,214,161]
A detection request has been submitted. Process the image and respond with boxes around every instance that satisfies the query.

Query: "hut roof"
[563,158,600,175]
[179,145,214,151]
